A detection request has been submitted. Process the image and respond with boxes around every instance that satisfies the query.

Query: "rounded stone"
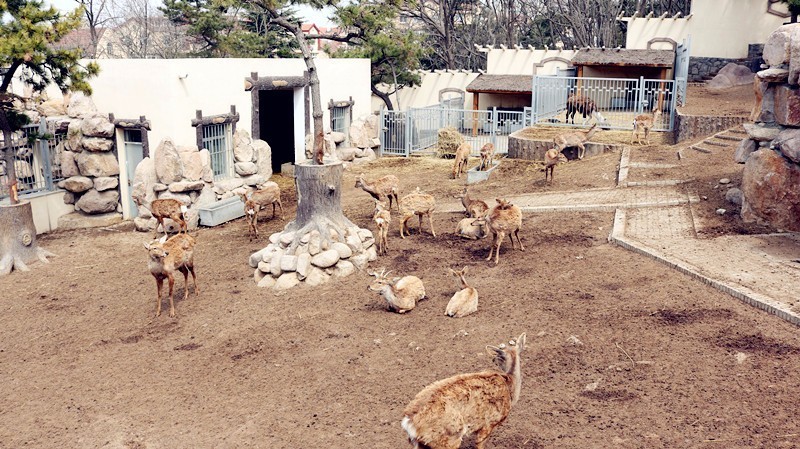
[311,249,340,268]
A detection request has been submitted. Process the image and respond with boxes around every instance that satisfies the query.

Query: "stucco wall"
[624,0,786,59]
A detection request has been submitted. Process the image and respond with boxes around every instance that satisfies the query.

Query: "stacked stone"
[58,95,121,215]
[310,114,379,166]
[738,24,800,231]
[248,225,378,292]
[211,130,272,201]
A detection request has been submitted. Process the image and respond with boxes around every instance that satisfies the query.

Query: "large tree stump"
[0,201,55,275]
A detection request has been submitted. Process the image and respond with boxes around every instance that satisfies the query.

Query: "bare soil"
[3,85,799,449]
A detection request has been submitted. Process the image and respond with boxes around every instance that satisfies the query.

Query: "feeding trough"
[198,196,245,227]
[467,160,500,185]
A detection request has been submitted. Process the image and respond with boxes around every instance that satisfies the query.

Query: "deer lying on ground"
[543,148,567,183]
[565,93,607,125]
[472,199,524,265]
[134,196,188,238]
[454,187,488,218]
[368,268,426,314]
[452,143,471,179]
[373,200,391,255]
[445,266,478,318]
[143,233,198,318]
[401,333,527,449]
[355,174,401,211]
[456,217,487,240]
[400,188,436,239]
[238,182,283,240]
[631,109,663,145]
[478,143,495,171]
[553,123,600,160]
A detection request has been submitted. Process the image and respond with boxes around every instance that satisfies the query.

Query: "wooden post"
[472,93,480,137]
[0,201,55,275]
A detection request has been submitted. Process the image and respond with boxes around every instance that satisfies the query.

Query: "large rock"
[743,122,781,142]
[180,150,205,181]
[751,79,775,123]
[234,161,258,176]
[764,25,794,68]
[38,98,67,117]
[233,134,255,163]
[330,131,346,143]
[365,114,380,139]
[757,67,790,83]
[62,176,93,193]
[199,149,214,182]
[771,128,800,163]
[81,137,114,152]
[81,115,115,138]
[154,138,183,184]
[94,176,119,192]
[734,139,757,164]
[169,180,205,192]
[348,119,373,149]
[67,92,97,118]
[65,120,83,152]
[131,157,157,209]
[741,149,800,231]
[773,84,800,127]
[310,249,340,268]
[707,63,754,90]
[60,150,80,177]
[76,188,120,214]
[253,140,272,178]
[75,152,120,177]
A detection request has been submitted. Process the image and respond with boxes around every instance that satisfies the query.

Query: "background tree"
[780,0,800,22]
[74,0,115,57]
[0,0,99,275]
[108,0,189,58]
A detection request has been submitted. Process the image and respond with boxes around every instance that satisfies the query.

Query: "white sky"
[45,0,336,26]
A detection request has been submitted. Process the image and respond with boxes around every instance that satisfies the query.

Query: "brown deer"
[401,333,527,449]
[631,109,663,145]
[373,200,391,255]
[445,266,478,318]
[399,188,436,239]
[143,233,198,318]
[565,93,606,125]
[452,143,471,179]
[543,148,567,183]
[134,196,188,238]
[553,123,600,160]
[454,187,488,218]
[367,268,426,314]
[355,174,401,211]
[472,199,523,265]
[478,143,495,171]
[238,182,283,240]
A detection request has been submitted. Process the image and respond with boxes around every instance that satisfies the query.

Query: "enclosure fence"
[531,75,680,132]
[201,123,232,181]
[0,118,67,200]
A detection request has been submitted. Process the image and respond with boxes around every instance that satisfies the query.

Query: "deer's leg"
[155,277,164,317]
[167,273,176,318]
[418,213,423,234]
[515,229,525,251]
[486,232,497,261]
[428,213,436,237]
[180,268,190,301]
[474,425,497,449]
[578,143,586,160]
[189,265,198,295]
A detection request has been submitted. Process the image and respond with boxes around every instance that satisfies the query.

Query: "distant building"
[301,23,348,58]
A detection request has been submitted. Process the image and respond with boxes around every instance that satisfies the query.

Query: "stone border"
[673,110,748,143]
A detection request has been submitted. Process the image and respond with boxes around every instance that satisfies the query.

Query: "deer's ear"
[515,333,527,349]
[143,242,151,250]
[485,345,504,357]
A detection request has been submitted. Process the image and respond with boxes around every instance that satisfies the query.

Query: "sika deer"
[553,123,600,160]
[456,217,487,240]
[631,109,663,145]
[400,188,436,239]
[373,200,391,255]
[143,233,198,318]
[134,196,188,238]
[402,333,527,449]
[452,143,471,179]
[355,174,401,211]
[238,182,283,240]
[454,187,488,218]
[478,143,495,171]
[543,148,567,183]
[565,93,606,125]
[368,268,426,313]
[472,199,524,265]
[445,266,478,318]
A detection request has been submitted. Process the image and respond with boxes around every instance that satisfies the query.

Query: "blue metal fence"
[1,118,66,199]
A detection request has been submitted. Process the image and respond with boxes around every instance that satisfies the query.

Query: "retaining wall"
[673,110,749,143]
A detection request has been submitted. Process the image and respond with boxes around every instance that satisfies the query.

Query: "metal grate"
[202,123,231,180]
[331,106,347,133]
[1,119,67,199]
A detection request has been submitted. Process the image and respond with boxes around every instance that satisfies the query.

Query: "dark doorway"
[258,90,295,174]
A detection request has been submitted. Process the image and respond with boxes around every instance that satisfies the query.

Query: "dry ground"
[3,84,800,449]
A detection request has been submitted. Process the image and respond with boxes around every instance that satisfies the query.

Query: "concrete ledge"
[467,161,499,185]
[673,110,748,143]
[198,196,245,227]
[57,211,124,230]
[508,131,622,161]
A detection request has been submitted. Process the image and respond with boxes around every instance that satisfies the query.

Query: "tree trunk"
[0,106,19,204]
[0,201,56,275]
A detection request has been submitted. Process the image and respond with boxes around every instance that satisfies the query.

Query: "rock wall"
[673,111,749,143]
[508,131,621,161]
[738,24,800,231]
[307,114,379,166]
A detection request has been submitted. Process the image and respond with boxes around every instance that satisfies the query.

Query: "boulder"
[93,176,119,192]
[154,138,183,184]
[751,80,775,123]
[253,139,272,178]
[757,67,790,83]
[726,187,743,206]
[81,137,114,152]
[330,131,346,143]
[241,174,266,186]
[80,115,115,138]
[771,127,800,163]
[60,151,81,177]
[305,267,331,286]
[65,119,84,152]
[169,180,205,193]
[67,92,97,118]
[337,147,357,162]
[37,98,67,117]
[334,260,355,277]
[177,144,199,153]
[257,275,276,289]
[76,152,120,177]
[331,242,353,259]
[62,176,93,193]
[734,139,758,164]
[213,177,244,193]
[280,255,298,272]
[773,84,800,127]
[763,25,794,68]
[707,63,754,90]
[296,253,311,280]
[152,183,168,192]
[233,130,253,151]
[234,161,259,176]
[180,151,205,181]
[741,149,800,231]
[76,189,120,214]
[365,114,380,139]
[349,119,373,148]
[311,249,340,268]
[131,156,157,209]
[63,191,75,204]
[199,149,214,183]
[157,191,191,205]
[743,122,781,142]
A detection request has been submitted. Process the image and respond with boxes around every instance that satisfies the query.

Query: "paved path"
[439,145,800,325]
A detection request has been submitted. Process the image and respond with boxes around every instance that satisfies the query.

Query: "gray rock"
[235,162,259,176]
[279,231,296,247]
[764,25,793,67]
[726,187,743,206]
[719,178,731,185]
[154,138,183,184]
[257,261,271,272]
[199,149,214,183]
[257,275,276,289]
[334,260,355,277]
[241,174,266,187]
[133,216,157,232]
[37,98,67,117]
[270,250,284,277]
[311,249,340,268]
[254,268,267,284]
[180,151,205,181]
[177,144,198,153]
[233,130,253,151]
[743,122,781,142]
[280,255,298,272]
[63,191,75,204]
[62,176,94,193]
[93,176,119,192]
[707,63,753,90]
[76,152,120,177]
[308,230,322,255]
[349,119,370,147]
[331,241,353,259]
[758,67,790,83]
[366,246,378,262]
[234,142,255,164]
[76,188,120,214]
[169,181,205,192]
[363,148,377,160]
[269,232,281,244]
[330,131,346,143]
[305,267,331,286]
[131,157,157,213]
[741,149,800,231]
[349,251,370,270]
[65,120,83,152]
[66,92,97,118]
[274,272,300,291]
[157,191,191,205]
[60,150,80,177]
[152,183,168,192]
[337,147,357,162]
[771,127,800,163]
[80,115,115,138]
[716,208,727,215]
[58,211,123,230]
[213,177,244,193]
[734,139,757,164]
[253,139,272,178]
[81,137,114,152]
[296,253,311,280]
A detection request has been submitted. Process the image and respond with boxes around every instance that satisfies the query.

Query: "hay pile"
[436,127,464,157]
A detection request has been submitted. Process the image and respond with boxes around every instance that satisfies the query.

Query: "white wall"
[486,48,577,75]
[67,58,371,157]
[624,0,787,58]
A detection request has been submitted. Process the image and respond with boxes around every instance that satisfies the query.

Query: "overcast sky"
[44,0,336,26]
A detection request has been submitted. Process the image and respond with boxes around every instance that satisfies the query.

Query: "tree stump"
[0,201,55,275]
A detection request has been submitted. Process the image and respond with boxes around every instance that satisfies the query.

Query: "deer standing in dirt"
[452,143,471,179]
[238,182,283,240]
[400,188,436,239]
[543,148,567,183]
[401,333,527,449]
[631,109,663,145]
[565,93,606,125]
[355,174,401,211]
[472,199,524,265]
[478,143,495,171]
[134,197,188,238]
[553,123,600,160]
[445,266,478,318]
[143,233,198,318]
[368,268,426,313]
[454,187,488,218]
[373,200,391,255]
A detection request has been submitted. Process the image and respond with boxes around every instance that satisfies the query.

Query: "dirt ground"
[4,84,800,449]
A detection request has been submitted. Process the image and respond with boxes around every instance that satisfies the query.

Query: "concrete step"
[704,139,731,147]
[715,134,744,142]
[690,145,713,154]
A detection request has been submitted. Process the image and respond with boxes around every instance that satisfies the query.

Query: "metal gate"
[531,75,676,131]
[675,36,691,106]
[1,118,66,199]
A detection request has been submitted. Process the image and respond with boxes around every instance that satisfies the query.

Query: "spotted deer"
[553,123,600,160]
[452,143,471,179]
[472,199,524,265]
[367,268,426,313]
[355,174,401,211]
[373,200,391,255]
[399,188,436,239]
[478,143,495,171]
[143,233,198,318]
[134,197,188,238]
[631,109,663,145]
[454,187,488,218]
[445,266,478,318]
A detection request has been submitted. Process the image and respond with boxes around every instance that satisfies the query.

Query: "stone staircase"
[689,124,747,154]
